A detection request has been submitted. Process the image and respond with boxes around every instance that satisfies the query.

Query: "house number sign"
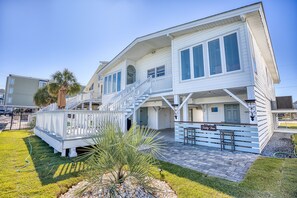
[201,124,217,131]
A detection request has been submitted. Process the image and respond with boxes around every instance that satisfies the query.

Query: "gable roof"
[98,2,279,83]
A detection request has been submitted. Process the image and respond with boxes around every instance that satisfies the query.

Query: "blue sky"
[0,0,296,101]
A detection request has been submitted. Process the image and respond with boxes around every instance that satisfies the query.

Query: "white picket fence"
[35,110,125,139]
[175,121,260,153]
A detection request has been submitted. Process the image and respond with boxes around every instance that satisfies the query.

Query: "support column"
[68,148,77,158]
[182,97,189,121]
[61,149,66,157]
[247,86,257,124]
[89,101,92,111]
[174,95,180,121]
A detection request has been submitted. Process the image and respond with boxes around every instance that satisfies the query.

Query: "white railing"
[99,81,140,111]
[110,77,152,111]
[40,91,101,112]
[35,110,125,139]
[151,75,172,93]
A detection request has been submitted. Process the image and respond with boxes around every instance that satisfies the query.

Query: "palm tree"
[79,123,163,196]
[47,69,81,97]
[33,85,57,107]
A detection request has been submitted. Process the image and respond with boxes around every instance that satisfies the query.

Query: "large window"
[180,32,241,81]
[112,73,116,92]
[224,33,240,72]
[181,49,191,80]
[104,71,122,94]
[117,72,121,91]
[208,38,222,75]
[104,77,107,94]
[193,44,204,78]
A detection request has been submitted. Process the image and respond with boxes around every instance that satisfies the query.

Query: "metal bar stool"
[184,127,196,145]
[220,130,235,151]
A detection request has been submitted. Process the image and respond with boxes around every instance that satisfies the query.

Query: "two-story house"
[35,2,279,157]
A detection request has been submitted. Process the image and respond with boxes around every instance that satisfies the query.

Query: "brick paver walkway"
[160,142,258,182]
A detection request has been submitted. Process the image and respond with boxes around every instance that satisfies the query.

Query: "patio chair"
[184,127,196,145]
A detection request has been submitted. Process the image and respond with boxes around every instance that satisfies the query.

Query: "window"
[39,81,47,88]
[7,97,12,104]
[147,68,155,78]
[104,77,107,94]
[112,73,116,92]
[156,65,165,77]
[193,44,204,78]
[9,78,15,85]
[208,38,222,75]
[89,83,94,91]
[181,49,191,80]
[224,33,240,72]
[211,107,218,112]
[108,75,112,93]
[104,71,122,95]
[9,88,13,94]
[117,72,121,91]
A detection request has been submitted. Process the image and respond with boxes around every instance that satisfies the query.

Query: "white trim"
[223,88,248,108]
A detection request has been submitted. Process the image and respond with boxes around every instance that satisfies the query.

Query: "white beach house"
[35,2,279,157]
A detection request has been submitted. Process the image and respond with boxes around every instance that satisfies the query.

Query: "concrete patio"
[157,129,259,182]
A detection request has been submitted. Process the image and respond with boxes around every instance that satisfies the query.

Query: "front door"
[139,107,148,126]
[224,104,240,123]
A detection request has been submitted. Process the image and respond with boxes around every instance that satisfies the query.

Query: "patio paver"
[159,141,258,182]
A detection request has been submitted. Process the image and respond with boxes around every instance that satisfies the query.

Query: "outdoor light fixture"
[245,99,256,121]
[172,104,179,119]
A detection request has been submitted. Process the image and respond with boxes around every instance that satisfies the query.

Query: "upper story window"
[208,38,222,75]
[224,33,240,72]
[156,65,165,77]
[147,65,165,78]
[193,44,204,78]
[147,68,155,78]
[180,31,241,81]
[9,78,15,85]
[104,71,121,95]
[181,49,191,80]
[89,83,94,91]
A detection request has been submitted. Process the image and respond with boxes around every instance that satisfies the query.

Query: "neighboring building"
[293,101,297,109]
[0,89,5,105]
[35,3,281,156]
[4,74,48,108]
[276,96,293,109]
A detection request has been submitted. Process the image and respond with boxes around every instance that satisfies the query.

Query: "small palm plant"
[80,122,163,197]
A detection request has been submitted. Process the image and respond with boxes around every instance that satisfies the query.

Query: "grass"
[0,130,86,198]
[279,122,297,129]
[293,134,297,154]
[1,130,297,197]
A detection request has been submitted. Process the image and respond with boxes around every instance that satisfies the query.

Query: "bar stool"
[220,130,235,151]
[184,127,196,145]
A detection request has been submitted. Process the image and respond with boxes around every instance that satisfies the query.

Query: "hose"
[273,150,297,158]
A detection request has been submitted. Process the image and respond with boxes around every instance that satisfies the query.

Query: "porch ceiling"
[184,87,247,99]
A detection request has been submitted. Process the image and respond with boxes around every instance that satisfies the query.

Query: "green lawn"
[293,134,297,154]
[1,131,297,197]
[279,122,297,129]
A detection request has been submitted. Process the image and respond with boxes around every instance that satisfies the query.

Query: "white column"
[247,86,257,124]
[89,101,92,111]
[182,97,189,121]
[174,95,180,121]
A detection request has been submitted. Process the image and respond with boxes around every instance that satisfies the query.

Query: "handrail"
[99,80,141,111]
[112,77,152,111]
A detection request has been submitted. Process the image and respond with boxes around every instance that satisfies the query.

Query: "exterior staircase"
[99,77,152,119]
[40,91,100,112]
